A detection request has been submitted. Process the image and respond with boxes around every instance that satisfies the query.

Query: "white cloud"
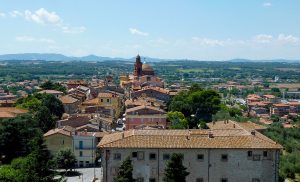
[10,10,23,17]
[24,8,61,25]
[263,2,272,7]
[192,37,224,46]
[254,34,273,43]
[10,8,85,34]
[16,36,55,43]
[277,34,300,44]
[129,28,149,36]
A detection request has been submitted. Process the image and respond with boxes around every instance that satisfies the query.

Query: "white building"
[98,124,282,182]
[73,131,97,167]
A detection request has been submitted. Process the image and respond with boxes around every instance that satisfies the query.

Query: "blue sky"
[0,0,300,60]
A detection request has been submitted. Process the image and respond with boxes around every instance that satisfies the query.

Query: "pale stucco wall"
[44,133,72,154]
[101,148,279,182]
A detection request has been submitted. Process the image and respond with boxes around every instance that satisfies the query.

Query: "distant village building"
[73,130,97,167]
[67,80,88,90]
[44,126,73,154]
[262,94,279,104]
[271,104,290,116]
[125,105,167,130]
[120,55,164,88]
[99,125,282,182]
[38,90,64,98]
[59,95,81,114]
[44,125,109,168]
[288,101,300,113]
[131,87,170,102]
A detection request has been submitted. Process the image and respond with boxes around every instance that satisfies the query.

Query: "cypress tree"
[163,153,189,182]
[115,156,135,182]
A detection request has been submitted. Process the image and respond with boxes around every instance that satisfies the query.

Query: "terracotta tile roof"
[91,131,110,138]
[263,94,276,99]
[44,126,74,137]
[134,86,170,94]
[68,80,87,85]
[247,94,261,99]
[59,95,79,104]
[247,102,267,107]
[238,122,267,131]
[125,105,166,114]
[125,99,148,107]
[207,120,267,131]
[82,98,98,105]
[98,92,117,98]
[76,124,99,131]
[0,107,28,118]
[57,115,91,128]
[0,100,16,104]
[273,104,289,107]
[0,107,28,114]
[98,128,282,149]
[288,102,300,105]
[0,111,16,118]
[38,90,63,94]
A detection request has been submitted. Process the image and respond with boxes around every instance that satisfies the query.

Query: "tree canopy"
[264,123,300,180]
[167,111,188,129]
[16,93,64,132]
[0,114,41,164]
[54,149,76,172]
[0,117,57,182]
[40,80,67,94]
[168,84,221,128]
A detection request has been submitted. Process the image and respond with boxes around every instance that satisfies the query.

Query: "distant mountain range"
[0,53,299,63]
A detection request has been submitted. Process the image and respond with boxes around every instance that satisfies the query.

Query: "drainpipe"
[105,150,109,182]
[208,149,210,182]
[157,148,160,182]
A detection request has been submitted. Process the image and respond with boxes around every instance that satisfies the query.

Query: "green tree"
[16,93,64,119]
[0,114,40,164]
[227,107,242,117]
[114,156,135,182]
[41,94,64,119]
[163,153,189,182]
[169,88,221,128]
[188,90,221,123]
[34,106,56,133]
[54,149,76,172]
[0,131,57,182]
[41,80,67,93]
[168,91,191,117]
[16,93,65,132]
[167,111,188,129]
[0,165,19,182]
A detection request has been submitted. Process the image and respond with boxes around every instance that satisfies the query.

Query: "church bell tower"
[134,54,143,77]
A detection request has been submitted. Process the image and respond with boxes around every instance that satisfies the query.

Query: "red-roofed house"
[125,105,167,129]
[271,104,290,116]
[288,102,300,113]
[44,126,73,154]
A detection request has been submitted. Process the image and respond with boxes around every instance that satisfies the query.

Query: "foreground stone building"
[98,126,282,182]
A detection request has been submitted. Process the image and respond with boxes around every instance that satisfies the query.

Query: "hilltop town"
[0,55,299,182]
